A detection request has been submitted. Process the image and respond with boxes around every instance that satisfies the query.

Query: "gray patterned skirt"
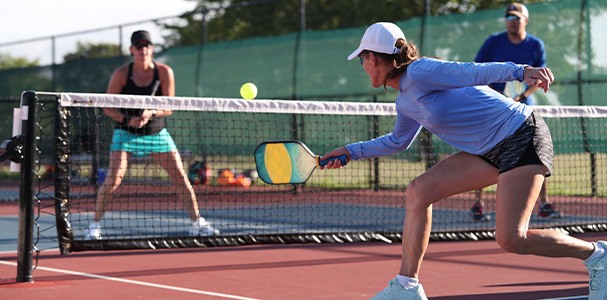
[479,112,554,177]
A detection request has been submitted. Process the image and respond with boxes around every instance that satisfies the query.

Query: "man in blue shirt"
[471,3,561,221]
[475,3,545,105]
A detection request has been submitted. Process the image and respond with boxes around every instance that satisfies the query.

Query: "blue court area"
[0,190,18,201]
[1,202,604,253]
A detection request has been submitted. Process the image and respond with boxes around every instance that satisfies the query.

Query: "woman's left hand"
[523,66,554,93]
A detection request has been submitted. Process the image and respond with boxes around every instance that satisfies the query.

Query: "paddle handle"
[318,154,348,167]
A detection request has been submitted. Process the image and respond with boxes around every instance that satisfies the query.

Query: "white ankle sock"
[396,274,419,290]
[586,242,607,263]
[194,217,207,225]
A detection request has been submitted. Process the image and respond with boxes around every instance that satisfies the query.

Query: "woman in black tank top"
[115,62,166,135]
[86,30,218,240]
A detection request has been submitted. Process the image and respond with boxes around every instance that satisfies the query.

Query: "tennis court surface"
[0,200,597,299]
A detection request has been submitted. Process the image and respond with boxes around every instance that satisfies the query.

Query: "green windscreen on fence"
[0,0,605,103]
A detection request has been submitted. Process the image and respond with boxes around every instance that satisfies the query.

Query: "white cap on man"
[347,22,406,60]
[505,3,529,19]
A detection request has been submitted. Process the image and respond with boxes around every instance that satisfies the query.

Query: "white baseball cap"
[347,22,406,61]
[505,3,529,19]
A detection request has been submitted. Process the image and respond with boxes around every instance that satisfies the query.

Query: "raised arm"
[408,58,527,91]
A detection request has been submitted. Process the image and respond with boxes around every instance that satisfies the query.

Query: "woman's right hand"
[127,116,149,129]
[125,109,156,128]
[320,147,351,170]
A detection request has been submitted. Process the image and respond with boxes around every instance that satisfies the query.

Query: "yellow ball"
[240,82,258,100]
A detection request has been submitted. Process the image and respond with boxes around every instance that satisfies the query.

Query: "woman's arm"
[104,66,129,123]
[346,114,422,160]
[148,63,175,119]
[408,58,526,91]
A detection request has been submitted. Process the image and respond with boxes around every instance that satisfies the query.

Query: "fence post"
[575,0,596,196]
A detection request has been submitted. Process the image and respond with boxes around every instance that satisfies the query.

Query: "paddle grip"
[318,154,348,167]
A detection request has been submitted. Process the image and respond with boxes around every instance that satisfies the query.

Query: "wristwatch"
[518,93,527,102]
[150,109,158,119]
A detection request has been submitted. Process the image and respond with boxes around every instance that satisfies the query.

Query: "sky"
[1,1,606,69]
[0,0,198,65]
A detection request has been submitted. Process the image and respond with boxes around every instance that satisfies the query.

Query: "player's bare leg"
[152,151,199,221]
[535,181,563,218]
[400,152,498,278]
[474,189,483,206]
[494,164,592,258]
[88,151,129,239]
[372,153,499,299]
[470,188,490,221]
[153,151,218,236]
[94,151,130,221]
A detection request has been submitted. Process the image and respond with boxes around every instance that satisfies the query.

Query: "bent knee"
[495,233,528,254]
[405,178,436,208]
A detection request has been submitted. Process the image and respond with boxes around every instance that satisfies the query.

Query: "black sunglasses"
[358,55,365,65]
[505,15,521,21]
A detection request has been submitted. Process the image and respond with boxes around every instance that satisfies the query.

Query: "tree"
[59,42,124,92]
[160,0,547,47]
[63,42,123,62]
[0,52,39,70]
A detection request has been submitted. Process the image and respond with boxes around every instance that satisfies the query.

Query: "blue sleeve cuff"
[515,65,528,82]
[345,143,362,161]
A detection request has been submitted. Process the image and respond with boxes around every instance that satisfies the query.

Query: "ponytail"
[383,38,420,88]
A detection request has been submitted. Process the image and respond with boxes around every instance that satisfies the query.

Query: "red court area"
[0,231,599,299]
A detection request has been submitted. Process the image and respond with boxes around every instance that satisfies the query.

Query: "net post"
[55,96,73,255]
[16,91,38,283]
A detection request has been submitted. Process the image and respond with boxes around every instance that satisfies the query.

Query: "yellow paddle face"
[254,141,317,184]
[263,143,294,184]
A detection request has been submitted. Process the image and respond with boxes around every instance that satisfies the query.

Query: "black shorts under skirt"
[477,112,554,177]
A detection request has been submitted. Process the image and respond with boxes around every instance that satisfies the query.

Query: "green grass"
[0,164,21,180]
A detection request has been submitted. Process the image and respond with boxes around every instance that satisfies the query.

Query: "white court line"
[0,260,261,300]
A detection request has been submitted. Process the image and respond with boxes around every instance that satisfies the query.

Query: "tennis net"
[14,91,607,254]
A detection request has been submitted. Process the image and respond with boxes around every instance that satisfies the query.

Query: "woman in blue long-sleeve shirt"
[321,22,605,300]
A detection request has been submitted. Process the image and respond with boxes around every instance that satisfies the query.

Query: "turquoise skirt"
[110,128,177,157]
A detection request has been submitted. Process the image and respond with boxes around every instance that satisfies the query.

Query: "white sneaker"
[586,241,607,300]
[371,278,428,300]
[85,221,102,240]
[189,218,219,237]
